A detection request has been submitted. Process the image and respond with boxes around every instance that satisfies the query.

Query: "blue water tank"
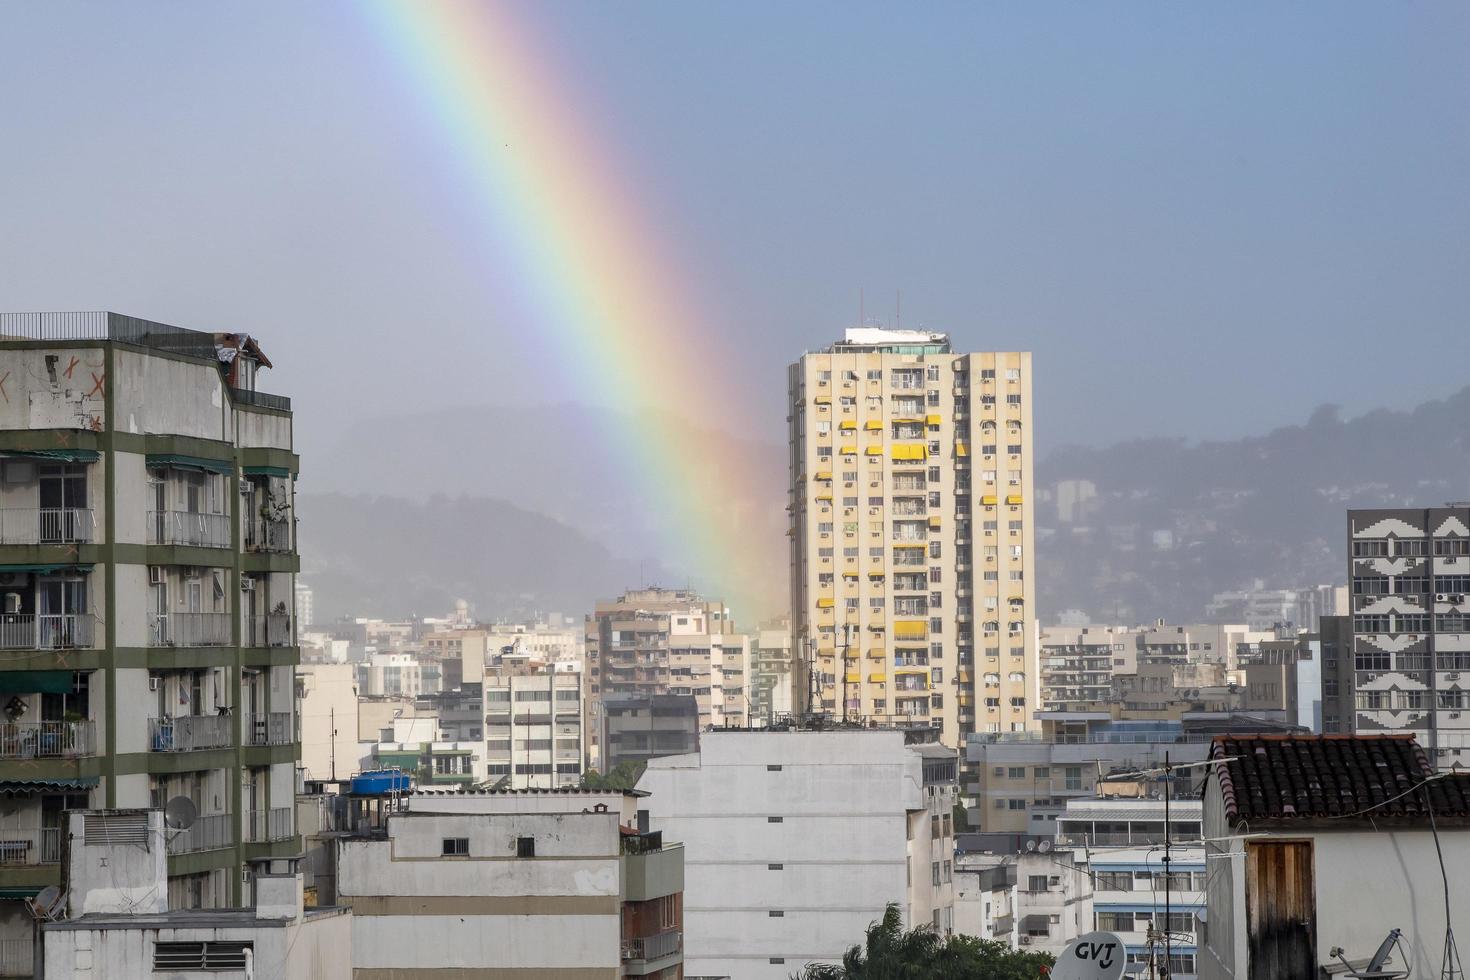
[350,770,411,795]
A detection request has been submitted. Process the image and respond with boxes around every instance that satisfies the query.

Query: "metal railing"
[230,387,292,411]
[244,807,293,842]
[621,830,664,856]
[0,721,94,759]
[0,936,32,977]
[147,510,231,549]
[167,812,232,855]
[149,612,231,647]
[244,614,292,648]
[0,613,94,650]
[0,507,93,544]
[245,518,292,553]
[622,930,682,963]
[247,712,292,746]
[0,827,61,865]
[148,715,233,752]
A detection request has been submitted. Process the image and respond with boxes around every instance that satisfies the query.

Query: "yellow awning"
[816,645,835,655]
[864,420,883,430]
[845,672,861,683]
[1006,494,1024,505]
[868,570,885,578]
[981,494,998,505]
[815,493,832,502]
[894,621,928,640]
[868,647,886,658]
[925,414,941,426]
[895,666,929,675]
[842,571,859,579]
[955,443,970,457]
[893,544,925,551]
[814,395,831,405]
[868,673,887,683]
[816,598,835,609]
[865,446,884,456]
[890,444,926,461]
[814,470,832,481]
[839,420,857,431]
[840,445,857,455]
[928,516,941,528]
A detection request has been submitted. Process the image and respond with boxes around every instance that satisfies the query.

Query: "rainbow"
[362,1,780,617]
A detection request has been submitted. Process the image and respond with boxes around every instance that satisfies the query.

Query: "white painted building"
[336,790,684,979]
[638,729,957,979]
[40,809,349,980]
[296,662,358,782]
[484,656,585,789]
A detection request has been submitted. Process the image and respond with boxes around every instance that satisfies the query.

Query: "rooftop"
[1211,734,1470,825]
[826,326,951,353]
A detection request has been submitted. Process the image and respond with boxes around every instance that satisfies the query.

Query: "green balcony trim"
[112,543,236,568]
[243,743,299,767]
[0,757,99,781]
[114,434,235,462]
[145,453,234,476]
[0,429,103,454]
[0,547,100,568]
[242,836,302,863]
[239,447,299,476]
[168,848,237,878]
[240,647,300,668]
[143,647,240,670]
[240,552,299,574]
[112,748,238,776]
[0,866,61,891]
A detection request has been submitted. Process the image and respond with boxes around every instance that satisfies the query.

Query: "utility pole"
[1163,750,1173,980]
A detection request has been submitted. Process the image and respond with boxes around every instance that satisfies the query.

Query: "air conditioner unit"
[1451,712,1462,720]
[1437,594,1451,603]
[0,573,26,589]
[1018,936,1033,946]
[241,579,256,592]
[148,677,161,692]
[148,567,163,586]
[2,594,19,615]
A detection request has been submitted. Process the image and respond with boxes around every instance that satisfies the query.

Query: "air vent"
[83,812,149,846]
[154,941,251,971]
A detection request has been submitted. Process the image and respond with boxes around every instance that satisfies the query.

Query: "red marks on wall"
[0,371,8,402]
[63,356,79,379]
[85,372,106,398]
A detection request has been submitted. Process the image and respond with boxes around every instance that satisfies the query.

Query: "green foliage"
[792,904,1054,980]
[579,760,646,791]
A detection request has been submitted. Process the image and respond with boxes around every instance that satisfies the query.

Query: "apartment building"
[1347,506,1470,769]
[789,328,1036,745]
[0,311,300,944]
[337,790,684,979]
[750,620,797,726]
[483,654,585,789]
[639,729,956,980]
[599,694,700,773]
[295,662,358,782]
[585,587,740,763]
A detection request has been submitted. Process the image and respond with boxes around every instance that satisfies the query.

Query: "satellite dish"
[1051,932,1127,980]
[1039,839,1054,853]
[164,796,198,831]
[1025,840,1037,852]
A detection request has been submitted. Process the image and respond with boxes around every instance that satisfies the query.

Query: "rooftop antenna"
[859,287,864,328]
[896,290,902,330]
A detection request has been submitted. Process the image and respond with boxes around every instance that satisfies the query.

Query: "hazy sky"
[2,1,1466,463]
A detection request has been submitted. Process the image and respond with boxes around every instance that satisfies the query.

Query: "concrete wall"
[235,406,292,450]
[114,349,226,440]
[298,663,359,782]
[0,347,106,431]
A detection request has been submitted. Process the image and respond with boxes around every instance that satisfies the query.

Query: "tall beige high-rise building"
[788,328,1036,745]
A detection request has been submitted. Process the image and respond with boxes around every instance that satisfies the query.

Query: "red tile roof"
[1210,734,1470,825]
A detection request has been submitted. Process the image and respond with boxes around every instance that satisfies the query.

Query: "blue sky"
[1,1,1466,462]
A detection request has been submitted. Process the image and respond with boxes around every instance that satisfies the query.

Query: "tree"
[579,760,646,791]
[793,904,1053,980]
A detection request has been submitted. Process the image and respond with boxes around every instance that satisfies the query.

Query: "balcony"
[244,614,292,648]
[0,508,93,545]
[0,937,32,978]
[621,833,684,903]
[246,712,292,747]
[244,807,293,843]
[0,827,60,866]
[0,721,95,759]
[0,614,94,650]
[622,930,682,965]
[244,518,292,554]
[147,510,230,549]
[149,612,231,647]
[166,812,232,855]
[149,715,233,752]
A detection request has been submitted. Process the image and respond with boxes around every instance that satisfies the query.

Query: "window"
[442,837,469,856]
[769,863,784,870]
[1353,540,1389,557]
[1064,766,1083,790]
[516,836,536,858]
[1354,615,1390,633]
[154,942,252,971]
[1436,539,1470,556]
[1028,875,1049,892]
[1008,766,1025,779]
[768,816,784,823]
[769,910,786,917]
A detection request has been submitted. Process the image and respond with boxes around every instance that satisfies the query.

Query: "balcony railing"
[147,510,231,549]
[0,507,93,545]
[0,721,95,759]
[149,612,232,647]
[0,613,94,650]
[0,827,61,865]
[0,936,32,978]
[244,518,292,554]
[244,807,293,843]
[621,830,664,856]
[167,812,231,855]
[149,715,233,752]
[244,614,292,648]
[622,930,682,963]
[247,712,292,747]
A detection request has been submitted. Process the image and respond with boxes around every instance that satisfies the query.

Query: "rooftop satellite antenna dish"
[1039,839,1054,853]
[164,796,198,831]
[1025,840,1038,852]
[26,885,65,922]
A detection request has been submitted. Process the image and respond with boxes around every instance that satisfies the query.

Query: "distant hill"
[1034,385,1470,623]
[296,492,672,623]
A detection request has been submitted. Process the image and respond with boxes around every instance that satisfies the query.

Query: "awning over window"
[0,777,97,795]
[890,444,926,461]
[925,414,942,426]
[1006,494,1024,505]
[864,447,884,456]
[840,445,857,456]
[894,621,928,640]
[864,420,883,430]
[982,495,998,506]
[0,671,79,694]
[242,465,291,478]
[868,673,887,683]
[1,449,100,463]
[955,443,970,457]
[0,563,93,575]
[838,421,857,431]
[145,454,234,475]
[813,471,832,481]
